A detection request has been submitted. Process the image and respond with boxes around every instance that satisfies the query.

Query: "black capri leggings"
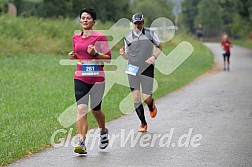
[223,53,230,63]
[74,79,105,110]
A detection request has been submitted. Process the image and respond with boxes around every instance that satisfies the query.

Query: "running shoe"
[138,125,147,132]
[149,101,157,118]
[74,140,87,154]
[99,128,109,149]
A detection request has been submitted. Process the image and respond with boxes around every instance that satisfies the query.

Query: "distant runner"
[221,33,232,71]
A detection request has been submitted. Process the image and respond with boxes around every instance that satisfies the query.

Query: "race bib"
[81,62,99,76]
[125,64,139,76]
[222,50,226,54]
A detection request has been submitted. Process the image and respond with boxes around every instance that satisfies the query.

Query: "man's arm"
[145,43,162,65]
[119,39,130,60]
[152,44,162,59]
[119,47,129,60]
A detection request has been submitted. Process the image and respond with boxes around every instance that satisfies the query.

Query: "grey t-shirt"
[123,27,160,70]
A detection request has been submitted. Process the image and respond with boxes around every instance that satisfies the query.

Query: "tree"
[195,0,222,36]
[237,0,252,22]
[40,0,72,18]
[218,0,237,35]
[129,0,173,26]
[60,0,129,22]
[229,0,252,38]
[0,0,9,14]
[181,0,200,33]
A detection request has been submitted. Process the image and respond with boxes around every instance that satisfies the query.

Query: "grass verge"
[0,16,213,166]
[233,39,252,50]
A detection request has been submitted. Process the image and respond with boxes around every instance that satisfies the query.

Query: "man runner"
[119,13,162,132]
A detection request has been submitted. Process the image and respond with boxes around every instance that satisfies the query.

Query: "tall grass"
[0,15,113,55]
[233,39,252,50]
[0,15,213,166]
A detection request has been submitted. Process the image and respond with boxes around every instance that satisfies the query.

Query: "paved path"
[8,43,252,167]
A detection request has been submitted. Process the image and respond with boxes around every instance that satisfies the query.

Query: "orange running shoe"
[138,125,147,132]
[149,101,157,118]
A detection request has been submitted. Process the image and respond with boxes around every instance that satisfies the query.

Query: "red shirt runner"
[221,40,232,54]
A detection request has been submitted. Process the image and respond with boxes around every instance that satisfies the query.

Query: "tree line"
[0,0,173,25]
[1,0,250,39]
[181,0,252,38]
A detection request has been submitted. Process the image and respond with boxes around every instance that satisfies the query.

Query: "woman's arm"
[87,45,111,63]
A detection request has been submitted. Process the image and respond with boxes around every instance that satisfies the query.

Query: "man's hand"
[145,55,156,64]
[87,45,97,55]
[119,47,129,59]
[68,51,77,59]
[119,47,125,56]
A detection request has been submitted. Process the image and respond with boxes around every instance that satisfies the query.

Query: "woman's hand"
[87,45,97,55]
[68,51,77,59]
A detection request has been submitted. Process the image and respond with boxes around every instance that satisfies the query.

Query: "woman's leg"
[91,109,105,132]
[76,104,89,140]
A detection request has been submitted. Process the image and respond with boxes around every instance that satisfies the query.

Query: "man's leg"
[128,74,147,132]
[143,93,157,118]
[132,90,147,126]
[140,71,157,118]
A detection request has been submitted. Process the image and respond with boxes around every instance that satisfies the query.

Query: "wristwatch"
[92,52,99,57]
[152,55,158,59]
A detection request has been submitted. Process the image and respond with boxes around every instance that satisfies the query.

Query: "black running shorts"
[74,79,105,110]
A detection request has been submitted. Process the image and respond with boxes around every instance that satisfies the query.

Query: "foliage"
[129,0,174,26]
[5,0,130,22]
[0,0,8,14]
[180,0,200,33]
[180,0,252,38]
[195,0,222,36]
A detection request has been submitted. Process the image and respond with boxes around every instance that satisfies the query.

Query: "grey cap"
[132,13,144,23]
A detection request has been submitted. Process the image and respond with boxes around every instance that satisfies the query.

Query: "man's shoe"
[149,101,157,118]
[138,125,147,132]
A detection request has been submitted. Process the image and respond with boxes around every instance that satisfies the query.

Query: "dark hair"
[79,8,96,20]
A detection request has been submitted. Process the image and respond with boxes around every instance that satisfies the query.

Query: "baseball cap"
[132,13,144,23]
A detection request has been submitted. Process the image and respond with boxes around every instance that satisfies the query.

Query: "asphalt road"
[8,43,252,167]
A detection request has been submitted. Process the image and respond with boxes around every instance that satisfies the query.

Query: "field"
[0,15,213,166]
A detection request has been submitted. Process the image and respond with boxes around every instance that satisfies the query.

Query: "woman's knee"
[77,104,88,116]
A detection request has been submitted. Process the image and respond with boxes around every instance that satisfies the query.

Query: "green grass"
[0,15,213,166]
[233,39,252,50]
